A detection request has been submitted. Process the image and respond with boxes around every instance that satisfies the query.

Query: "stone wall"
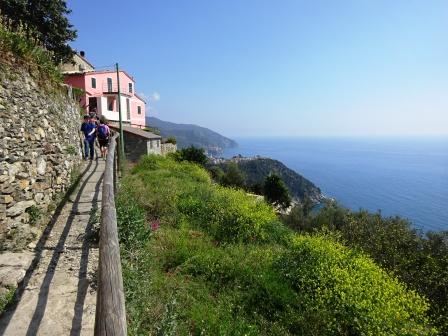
[0,65,82,250]
[161,143,177,156]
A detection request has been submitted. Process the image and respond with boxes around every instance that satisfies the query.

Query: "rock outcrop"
[0,64,82,250]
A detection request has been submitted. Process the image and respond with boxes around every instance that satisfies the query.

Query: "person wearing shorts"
[97,118,110,159]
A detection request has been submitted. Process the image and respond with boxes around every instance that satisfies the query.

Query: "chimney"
[80,51,85,57]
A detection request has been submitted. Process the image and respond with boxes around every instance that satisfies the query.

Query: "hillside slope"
[146,117,237,155]
[116,155,434,335]
[213,157,324,202]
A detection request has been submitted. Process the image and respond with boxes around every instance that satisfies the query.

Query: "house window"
[107,96,115,111]
[91,77,96,88]
[107,78,113,92]
[137,106,142,115]
[126,98,131,120]
[129,83,133,93]
[150,140,153,149]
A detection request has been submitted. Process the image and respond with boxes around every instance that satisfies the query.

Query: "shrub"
[177,185,287,244]
[220,162,246,189]
[283,201,448,334]
[25,205,41,225]
[164,136,177,145]
[275,235,435,335]
[264,173,291,210]
[176,146,208,165]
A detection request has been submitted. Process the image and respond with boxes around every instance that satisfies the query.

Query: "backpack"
[98,124,109,140]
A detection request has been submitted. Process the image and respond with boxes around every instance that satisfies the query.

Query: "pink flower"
[150,219,160,231]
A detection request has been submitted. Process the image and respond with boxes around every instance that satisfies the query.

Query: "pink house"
[62,52,146,128]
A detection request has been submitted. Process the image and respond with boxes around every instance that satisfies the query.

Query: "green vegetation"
[64,145,76,155]
[0,15,62,84]
[210,158,323,202]
[72,87,86,105]
[220,162,246,189]
[282,201,448,335]
[0,286,16,314]
[209,161,293,211]
[117,155,435,335]
[263,173,292,210]
[0,0,76,63]
[164,136,177,145]
[174,146,208,165]
[25,205,41,225]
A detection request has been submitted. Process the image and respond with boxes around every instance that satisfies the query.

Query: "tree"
[302,196,314,218]
[0,0,77,63]
[221,163,245,189]
[177,146,208,165]
[263,174,291,210]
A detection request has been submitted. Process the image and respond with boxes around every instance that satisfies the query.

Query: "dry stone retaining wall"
[0,65,82,250]
[161,143,177,156]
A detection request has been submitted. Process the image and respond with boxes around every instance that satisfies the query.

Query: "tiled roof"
[109,123,161,139]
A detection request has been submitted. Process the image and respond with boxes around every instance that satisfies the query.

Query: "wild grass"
[117,155,436,335]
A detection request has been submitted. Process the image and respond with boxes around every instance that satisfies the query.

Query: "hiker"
[97,117,110,159]
[80,115,97,160]
[80,115,90,159]
[89,108,99,126]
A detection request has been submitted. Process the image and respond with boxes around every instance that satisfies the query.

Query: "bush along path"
[0,159,104,335]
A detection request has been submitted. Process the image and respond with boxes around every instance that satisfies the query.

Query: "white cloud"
[151,91,160,102]
[138,92,161,117]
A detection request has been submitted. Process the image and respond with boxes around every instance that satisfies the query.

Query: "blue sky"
[67,0,448,137]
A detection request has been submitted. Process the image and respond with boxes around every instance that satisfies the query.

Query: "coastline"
[221,137,448,232]
[210,154,328,205]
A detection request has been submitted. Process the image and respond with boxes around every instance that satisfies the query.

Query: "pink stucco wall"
[82,71,134,96]
[64,74,88,108]
[64,70,146,127]
[130,97,146,127]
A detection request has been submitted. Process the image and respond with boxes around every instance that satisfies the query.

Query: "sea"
[223,137,448,232]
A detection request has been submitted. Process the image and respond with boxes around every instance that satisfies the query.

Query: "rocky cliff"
[0,64,82,250]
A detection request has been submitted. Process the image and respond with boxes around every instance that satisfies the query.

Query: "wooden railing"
[94,133,127,335]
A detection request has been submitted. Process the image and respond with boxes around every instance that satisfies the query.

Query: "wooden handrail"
[94,133,127,335]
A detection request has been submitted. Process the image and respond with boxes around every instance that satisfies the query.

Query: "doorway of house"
[88,97,97,112]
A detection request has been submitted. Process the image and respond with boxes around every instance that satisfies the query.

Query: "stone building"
[109,124,177,162]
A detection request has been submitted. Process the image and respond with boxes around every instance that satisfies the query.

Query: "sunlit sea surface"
[223,137,448,232]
